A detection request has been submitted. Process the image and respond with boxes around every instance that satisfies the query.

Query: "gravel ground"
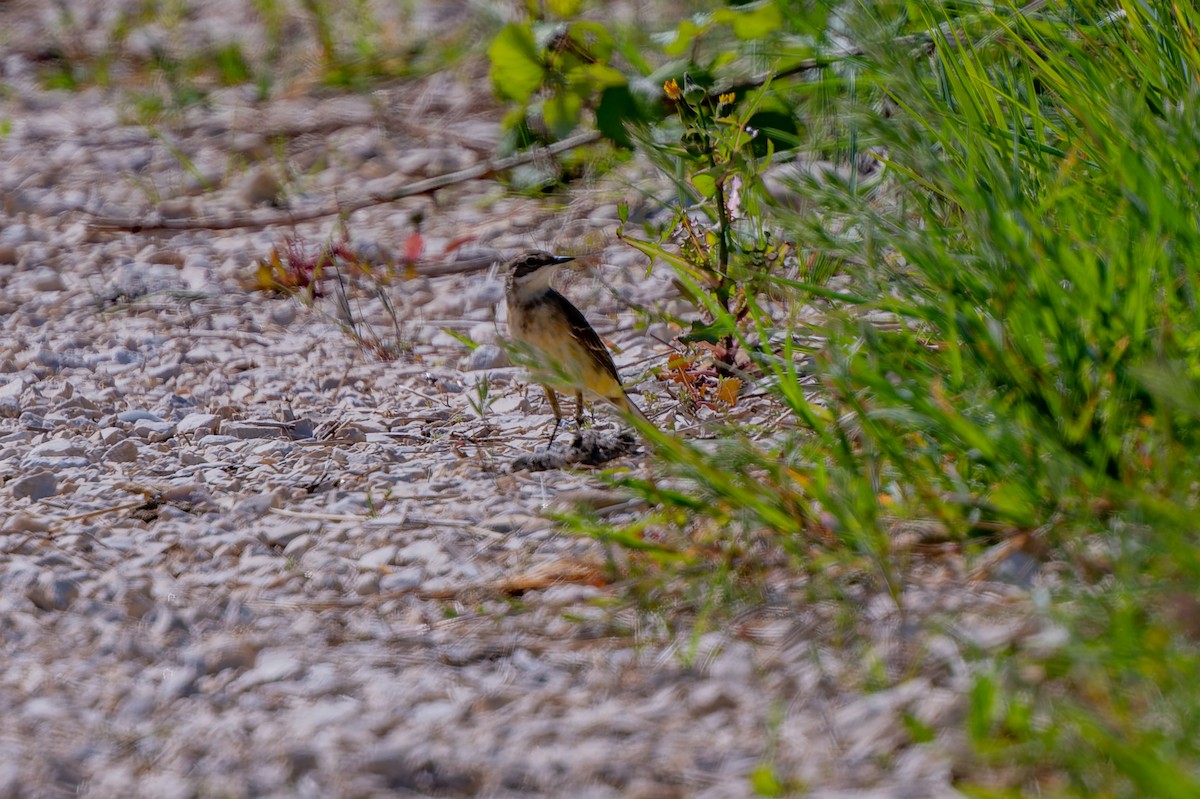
[0,3,1043,797]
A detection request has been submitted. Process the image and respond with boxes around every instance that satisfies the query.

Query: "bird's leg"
[542,385,563,443]
[574,391,585,429]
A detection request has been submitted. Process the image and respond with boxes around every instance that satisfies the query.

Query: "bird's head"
[506,250,576,293]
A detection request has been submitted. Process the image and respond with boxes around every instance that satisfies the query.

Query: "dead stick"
[85,131,603,233]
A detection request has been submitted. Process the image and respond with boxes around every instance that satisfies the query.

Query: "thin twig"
[59,500,151,523]
[85,131,602,233]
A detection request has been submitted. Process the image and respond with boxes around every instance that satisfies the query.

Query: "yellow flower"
[663,79,682,100]
[718,92,735,105]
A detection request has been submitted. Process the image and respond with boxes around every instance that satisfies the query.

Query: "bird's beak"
[551,255,575,265]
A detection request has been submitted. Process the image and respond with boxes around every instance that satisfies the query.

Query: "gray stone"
[282,534,314,558]
[990,550,1041,589]
[234,492,278,517]
[0,223,43,245]
[133,418,176,441]
[197,434,239,446]
[29,267,65,292]
[10,471,57,500]
[379,567,423,592]
[148,361,182,382]
[108,347,142,365]
[269,302,298,326]
[239,165,283,206]
[19,411,46,429]
[0,377,23,399]
[158,197,197,218]
[688,682,739,715]
[425,291,466,317]
[287,418,314,439]
[158,664,199,701]
[117,409,161,423]
[235,649,303,687]
[182,348,218,364]
[223,423,282,440]
[466,278,505,309]
[28,438,86,459]
[176,413,220,437]
[0,758,20,799]
[354,572,381,595]
[26,572,79,610]
[151,607,189,639]
[231,131,269,158]
[97,427,123,444]
[397,539,445,565]
[284,746,319,779]
[23,455,89,469]
[262,522,311,548]
[102,439,140,463]
[468,344,508,371]
[116,581,155,619]
[469,321,497,345]
[396,147,474,177]
[588,203,622,222]
[1,512,50,533]
[360,545,398,569]
[201,638,258,675]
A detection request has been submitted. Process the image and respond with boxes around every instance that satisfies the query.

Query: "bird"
[504,250,652,442]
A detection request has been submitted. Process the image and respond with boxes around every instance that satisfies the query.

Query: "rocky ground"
[0,2,1042,797]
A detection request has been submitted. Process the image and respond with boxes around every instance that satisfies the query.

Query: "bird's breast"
[507,297,622,398]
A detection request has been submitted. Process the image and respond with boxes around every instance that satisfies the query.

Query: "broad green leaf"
[567,20,615,62]
[658,18,706,57]
[546,0,582,16]
[596,85,639,148]
[583,63,627,90]
[681,316,737,344]
[543,90,583,139]
[692,173,717,198]
[488,23,545,102]
[985,482,1038,528]
[715,1,782,40]
[749,764,785,797]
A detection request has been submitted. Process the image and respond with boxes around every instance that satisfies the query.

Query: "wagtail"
[505,250,652,441]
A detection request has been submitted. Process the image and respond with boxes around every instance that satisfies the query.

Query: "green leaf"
[543,90,583,139]
[439,327,479,352]
[617,202,628,224]
[715,1,783,40]
[747,109,798,157]
[968,674,998,744]
[497,108,535,156]
[681,316,737,344]
[488,23,545,102]
[583,63,626,90]
[658,18,706,57]
[567,21,615,62]
[547,0,583,16]
[596,85,639,148]
[901,711,936,744]
[692,173,717,198]
[985,482,1038,528]
[748,764,785,797]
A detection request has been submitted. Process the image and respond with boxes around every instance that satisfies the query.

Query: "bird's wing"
[547,289,622,385]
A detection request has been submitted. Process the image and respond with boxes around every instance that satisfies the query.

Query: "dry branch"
[85,131,602,233]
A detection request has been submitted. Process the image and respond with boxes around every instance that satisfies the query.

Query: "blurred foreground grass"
[504,1,1200,794]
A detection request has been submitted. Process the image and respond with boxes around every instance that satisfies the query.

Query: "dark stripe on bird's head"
[508,250,575,280]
